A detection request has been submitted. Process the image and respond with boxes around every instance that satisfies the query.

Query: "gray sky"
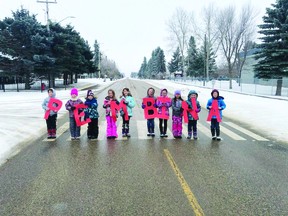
[0,0,276,75]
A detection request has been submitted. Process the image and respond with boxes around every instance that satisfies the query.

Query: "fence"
[172,78,288,97]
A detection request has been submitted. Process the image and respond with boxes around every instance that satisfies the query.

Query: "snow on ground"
[0,78,115,165]
[142,79,288,144]
[0,77,287,166]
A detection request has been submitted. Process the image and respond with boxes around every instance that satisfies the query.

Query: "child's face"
[162,91,167,97]
[148,89,154,96]
[175,94,180,99]
[123,89,129,96]
[212,92,218,98]
[71,94,77,98]
[48,91,53,97]
[190,94,197,98]
[108,91,113,98]
[88,95,93,100]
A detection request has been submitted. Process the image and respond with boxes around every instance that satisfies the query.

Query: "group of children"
[42,86,226,141]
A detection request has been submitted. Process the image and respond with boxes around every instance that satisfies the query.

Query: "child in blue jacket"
[84,90,99,140]
[206,89,226,140]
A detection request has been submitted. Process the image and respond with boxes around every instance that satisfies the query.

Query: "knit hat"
[70,88,78,96]
[87,89,94,97]
[174,90,181,96]
[211,89,219,97]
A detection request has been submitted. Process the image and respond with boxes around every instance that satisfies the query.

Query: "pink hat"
[70,88,78,96]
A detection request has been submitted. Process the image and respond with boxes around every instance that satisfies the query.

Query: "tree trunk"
[25,72,30,90]
[275,77,282,96]
[228,61,233,89]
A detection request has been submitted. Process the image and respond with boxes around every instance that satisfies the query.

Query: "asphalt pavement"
[0,78,287,216]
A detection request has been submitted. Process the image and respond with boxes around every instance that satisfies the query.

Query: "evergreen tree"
[186,36,197,77]
[168,47,181,74]
[138,57,147,78]
[254,0,288,96]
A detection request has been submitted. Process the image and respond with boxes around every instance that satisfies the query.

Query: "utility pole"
[37,0,57,32]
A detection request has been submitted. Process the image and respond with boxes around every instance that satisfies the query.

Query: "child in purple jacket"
[156,88,172,137]
[65,88,83,140]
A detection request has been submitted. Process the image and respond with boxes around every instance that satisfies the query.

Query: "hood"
[160,88,168,96]
[48,88,56,98]
[187,90,198,98]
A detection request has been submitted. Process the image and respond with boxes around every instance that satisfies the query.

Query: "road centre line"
[164,149,205,216]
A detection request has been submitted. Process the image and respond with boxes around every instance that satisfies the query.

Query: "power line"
[36,0,57,32]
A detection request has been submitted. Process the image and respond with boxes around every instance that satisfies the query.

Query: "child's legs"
[70,117,76,137]
[176,117,182,136]
[106,116,112,136]
[111,119,118,137]
[87,121,92,136]
[192,120,197,133]
[188,120,193,133]
[163,119,168,134]
[159,119,164,134]
[93,118,99,137]
[75,125,81,137]
[51,114,57,130]
[172,116,178,135]
[211,119,218,136]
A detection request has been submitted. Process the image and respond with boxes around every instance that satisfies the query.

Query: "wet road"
[0,79,288,216]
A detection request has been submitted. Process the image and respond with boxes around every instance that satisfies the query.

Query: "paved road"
[0,79,288,216]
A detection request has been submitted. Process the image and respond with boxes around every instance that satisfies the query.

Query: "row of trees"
[138,0,287,95]
[138,47,166,79]
[0,8,121,90]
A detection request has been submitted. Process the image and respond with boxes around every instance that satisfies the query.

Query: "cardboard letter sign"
[44,98,62,119]
[207,100,221,122]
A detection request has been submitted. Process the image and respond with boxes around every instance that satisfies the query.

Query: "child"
[141,87,156,137]
[84,90,99,140]
[156,88,172,137]
[206,89,226,140]
[65,88,83,140]
[119,88,135,137]
[103,89,119,139]
[42,88,58,139]
[186,90,201,139]
[172,90,184,138]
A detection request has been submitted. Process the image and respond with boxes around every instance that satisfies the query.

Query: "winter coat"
[172,98,183,117]
[186,90,201,120]
[120,95,135,117]
[65,98,83,117]
[103,96,119,116]
[206,96,226,119]
[42,89,58,116]
[84,97,99,119]
[155,89,172,117]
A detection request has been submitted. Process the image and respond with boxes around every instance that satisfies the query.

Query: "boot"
[187,131,192,139]
[211,128,216,140]
[216,128,221,140]
[193,131,198,140]
[126,127,130,137]
[122,125,126,137]
[51,129,56,139]
[47,129,52,139]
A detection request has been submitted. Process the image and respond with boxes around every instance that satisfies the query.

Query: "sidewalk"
[0,78,114,166]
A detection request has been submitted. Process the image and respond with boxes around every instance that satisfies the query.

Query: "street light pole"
[98,51,101,79]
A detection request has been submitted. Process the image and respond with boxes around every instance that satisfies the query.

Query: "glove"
[142,104,146,109]
[196,109,200,113]
[153,103,158,108]
[71,106,76,111]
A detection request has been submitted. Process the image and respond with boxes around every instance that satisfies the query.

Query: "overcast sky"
[0,0,276,75]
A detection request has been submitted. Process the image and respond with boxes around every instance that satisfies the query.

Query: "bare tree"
[167,8,192,78]
[217,4,257,89]
[192,4,220,84]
